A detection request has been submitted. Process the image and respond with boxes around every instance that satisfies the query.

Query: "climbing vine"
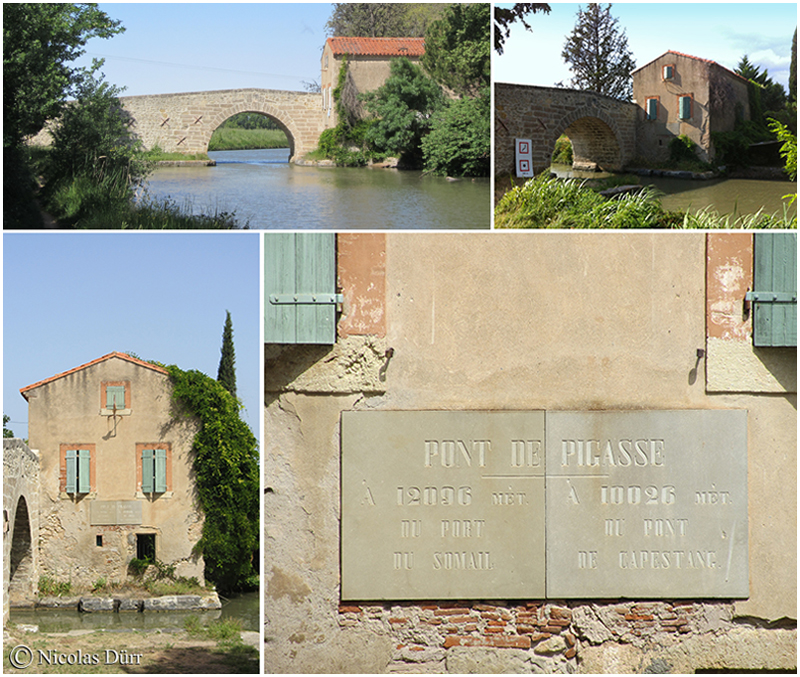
[166,365,259,592]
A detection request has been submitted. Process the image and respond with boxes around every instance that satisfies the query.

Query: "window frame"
[677,94,693,121]
[662,64,676,81]
[101,381,131,415]
[60,443,96,496]
[136,443,173,496]
[645,97,659,121]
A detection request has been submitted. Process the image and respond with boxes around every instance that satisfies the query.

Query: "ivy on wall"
[166,365,259,592]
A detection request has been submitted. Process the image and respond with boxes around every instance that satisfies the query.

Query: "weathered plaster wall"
[27,356,203,586]
[264,233,796,673]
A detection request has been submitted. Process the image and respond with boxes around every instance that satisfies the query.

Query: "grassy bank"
[495,174,797,229]
[207,128,288,151]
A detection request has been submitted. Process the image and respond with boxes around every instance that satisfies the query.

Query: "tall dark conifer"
[560,4,635,101]
[216,310,237,399]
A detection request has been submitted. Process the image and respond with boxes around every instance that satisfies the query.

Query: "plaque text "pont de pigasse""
[341,410,748,601]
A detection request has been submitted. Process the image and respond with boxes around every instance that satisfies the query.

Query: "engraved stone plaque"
[545,410,748,598]
[341,411,546,600]
[90,500,143,526]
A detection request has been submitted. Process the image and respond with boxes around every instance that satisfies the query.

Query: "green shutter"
[663,65,674,80]
[106,386,125,409]
[752,233,797,347]
[264,233,338,344]
[66,449,77,493]
[647,99,657,120]
[142,449,155,493]
[679,96,691,120]
[77,449,91,494]
[155,449,167,493]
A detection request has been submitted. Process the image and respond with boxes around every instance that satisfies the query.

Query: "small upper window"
[663,64,675,80]
[101,381,130,414]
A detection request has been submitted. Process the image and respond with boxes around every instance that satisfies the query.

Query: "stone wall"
[3,439,40,624]
[495,84,637,175]
[263,233,796,673]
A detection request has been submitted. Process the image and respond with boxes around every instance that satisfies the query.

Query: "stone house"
[320,36,426,128]
[264,232,795,673]
[633,50,751,163]
[20,352,204,588]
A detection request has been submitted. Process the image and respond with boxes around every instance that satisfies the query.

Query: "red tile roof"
[20,352,168,400]
[633,50,748,82]
[326,37,425,58]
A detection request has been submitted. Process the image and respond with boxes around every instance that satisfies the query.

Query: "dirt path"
[4,626,259,674]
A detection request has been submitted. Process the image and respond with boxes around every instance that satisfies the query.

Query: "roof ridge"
[20,352,168,399]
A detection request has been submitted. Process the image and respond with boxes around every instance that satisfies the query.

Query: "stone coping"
[34,592,221,612]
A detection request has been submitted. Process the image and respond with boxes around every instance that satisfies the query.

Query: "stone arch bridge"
[3,439,39,625]
[120,88,325,161]
[495,83,638,176]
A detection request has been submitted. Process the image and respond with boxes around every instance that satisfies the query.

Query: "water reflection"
[144,149,491,229]
[549,164,795,218]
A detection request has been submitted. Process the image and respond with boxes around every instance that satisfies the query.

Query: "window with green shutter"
[646,98,658,121]
[66,449,91,494]
[663,65,674,80]
[678,96,692,120]
[141,448,167,494]
[264,233,341,344]
[106,385,126,409]
[748,233,797,347]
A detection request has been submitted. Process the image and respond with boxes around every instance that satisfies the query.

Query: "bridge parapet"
[120,88,325,160]
[495,83,637,176]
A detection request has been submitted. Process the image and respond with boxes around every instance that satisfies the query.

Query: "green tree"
[3,415,14,439]
[494,3,551,55]
[422,3,491,97]
[362,58,444,167]
[560,4,636,101]
[3,3,123,147]
[325,3,448,38]
[736,55,787,114]
[216,311,237,399]
[791,29,797,104]
[167,366,259,593]
[41,75,152,225]
[421,92,490,177]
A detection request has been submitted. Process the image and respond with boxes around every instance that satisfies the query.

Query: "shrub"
[669,135,698,164]
[421,93,490,177]
[552,135,574,166]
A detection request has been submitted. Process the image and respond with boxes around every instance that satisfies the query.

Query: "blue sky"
[495,3,797,91]
[74,3,335,96]
[3,233,260,440]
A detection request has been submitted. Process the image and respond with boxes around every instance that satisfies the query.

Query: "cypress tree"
[216,310,237,399]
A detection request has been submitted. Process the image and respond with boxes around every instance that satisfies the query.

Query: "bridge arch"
[205,104,298,159]
[3,439,39,624]
[551,106,626,172]
[119,89,325,161]
[495,83,637,177]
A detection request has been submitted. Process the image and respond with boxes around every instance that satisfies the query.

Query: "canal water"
[144,148,491,230]
[550,164,796,219]
[8,591,259,633]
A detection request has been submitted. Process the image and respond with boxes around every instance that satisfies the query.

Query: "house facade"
[320,36,426,128]
[21,352,203,587]
[633,50,750,163]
